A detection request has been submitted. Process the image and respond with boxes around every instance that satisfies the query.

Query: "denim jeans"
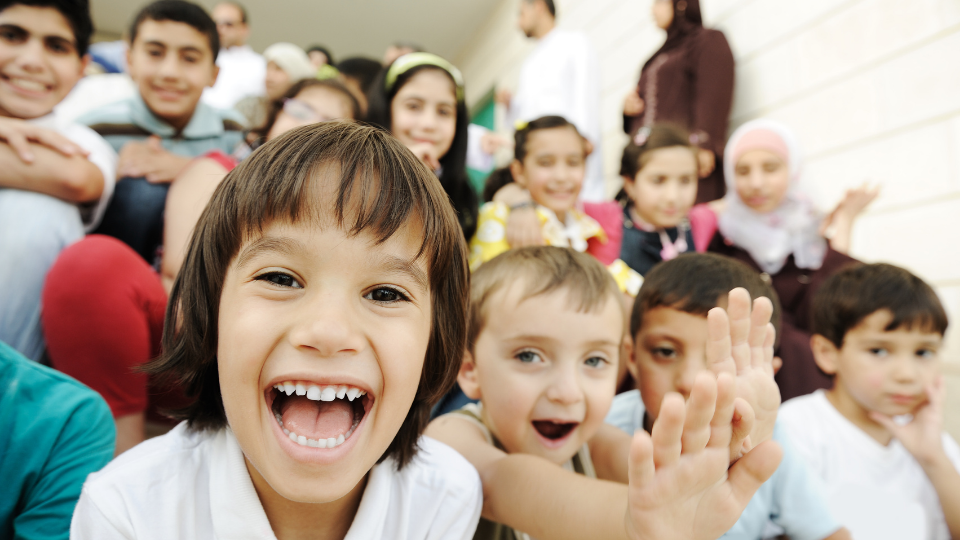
[0,189,84,361]
[92,177,169,264]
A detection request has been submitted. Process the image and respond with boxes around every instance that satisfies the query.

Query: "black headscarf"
[642,0,704,70]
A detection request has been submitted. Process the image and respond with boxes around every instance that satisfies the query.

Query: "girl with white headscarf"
[708,119,877,400]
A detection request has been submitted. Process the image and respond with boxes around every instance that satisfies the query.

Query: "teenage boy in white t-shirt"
[779,262,960,540]
[0,0,117,361]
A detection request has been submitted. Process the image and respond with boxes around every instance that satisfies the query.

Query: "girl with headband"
[366,52,479,241]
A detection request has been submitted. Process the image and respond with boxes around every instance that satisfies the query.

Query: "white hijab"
[717,119,826,274]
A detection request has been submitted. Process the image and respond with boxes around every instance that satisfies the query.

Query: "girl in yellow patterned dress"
[470,116,641,296]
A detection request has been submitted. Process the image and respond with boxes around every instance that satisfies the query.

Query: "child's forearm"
[481,453,630,540]
[0,143,103,202]
[922,452,960,539]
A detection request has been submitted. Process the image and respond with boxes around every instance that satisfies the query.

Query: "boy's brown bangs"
[221,122,438,264]
[468,247,622,352]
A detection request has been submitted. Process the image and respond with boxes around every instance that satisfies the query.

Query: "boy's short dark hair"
[632,253,782,343]
[468,246,623,353]
[149,122,469,469]
[336,56,382,94]
[812,262,949,348]
[1,0,93,56]
[525,0,556,17]
[129,0,219,61]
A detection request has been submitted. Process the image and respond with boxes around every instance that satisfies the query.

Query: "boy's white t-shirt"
[28,110,118,231]
[71,422,482,539]
[779,390,960,540]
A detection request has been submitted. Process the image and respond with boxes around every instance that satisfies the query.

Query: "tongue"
[280,395,354,440]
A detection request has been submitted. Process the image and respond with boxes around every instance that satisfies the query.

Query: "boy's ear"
[509,159,527,189]
[810,334,840,375]
[208,64,220,88]
[583,138,594,157]
[457,350,483,400]
[79,54,91,76]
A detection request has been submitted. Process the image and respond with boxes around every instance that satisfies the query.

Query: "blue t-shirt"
[0,341,115,540]
[606,389,840,540]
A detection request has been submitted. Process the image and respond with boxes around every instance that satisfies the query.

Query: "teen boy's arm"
[870,376,960,538]
[0,117,104,203]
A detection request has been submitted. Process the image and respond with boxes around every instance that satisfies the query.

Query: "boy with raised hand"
[779,263,959,540]
[79,0,245,262]
[426,246,783,539]
[607,253,850,540]
[0,0,117,361]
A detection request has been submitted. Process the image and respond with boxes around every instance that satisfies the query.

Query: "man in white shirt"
[498,0,604,201]
[201,2,265,111]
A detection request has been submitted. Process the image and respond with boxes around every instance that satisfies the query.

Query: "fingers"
[748,297,774,371]
[708,372,737,451]
[681,372,718,453]
[627,429,656,491]
[727,440,783,504]
[729,398,755,458]
[32,128,84,156]
[707,307,734,375]
[2,129,35,162]
[651,392,685,469]
[727,288,753,373]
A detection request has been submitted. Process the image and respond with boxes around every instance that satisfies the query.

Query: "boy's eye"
[515,350,542,364]
[45,37,74,55]
[584,356,607,368]
[364,287,410,304]
[680,175,694,185]
[651,347,677,360]
[868,347,888,357]
[916,348,937,360]
[255,272,302,289]
[0,26,27,44]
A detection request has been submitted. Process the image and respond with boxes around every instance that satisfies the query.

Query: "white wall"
[455,0,960,438]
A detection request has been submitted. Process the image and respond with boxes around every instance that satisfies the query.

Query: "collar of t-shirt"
[130,93,229,139]
[209,427,403,539]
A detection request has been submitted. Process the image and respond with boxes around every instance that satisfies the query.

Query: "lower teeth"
[275,412,360,449]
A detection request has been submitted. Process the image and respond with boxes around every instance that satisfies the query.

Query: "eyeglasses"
[281,98,331,123]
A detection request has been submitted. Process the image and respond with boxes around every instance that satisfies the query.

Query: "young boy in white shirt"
[0,0,117,361]
[606,253,849,540]
[779,262,960,540]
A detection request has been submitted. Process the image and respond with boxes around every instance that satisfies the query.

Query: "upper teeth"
[273,381,366,401]
[9,77,46,91]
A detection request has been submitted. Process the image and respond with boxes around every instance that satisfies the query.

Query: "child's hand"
[870,376,948,468]
[833,182,880,222]
[405,141,442,171]
[117,136,191,183]
[625,371,782,540]
[0,117,87,163]
[707,288,780,457]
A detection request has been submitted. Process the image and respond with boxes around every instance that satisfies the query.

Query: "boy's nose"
[288,293,364,358]
[545,368,583,405]
[17,39,47,72]
[891,357,920,383]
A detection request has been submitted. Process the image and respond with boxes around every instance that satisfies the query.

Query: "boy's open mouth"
[269,382,368,449]
[532,420,578,441]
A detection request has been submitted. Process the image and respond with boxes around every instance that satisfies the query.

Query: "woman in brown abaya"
[623,0,734,203]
